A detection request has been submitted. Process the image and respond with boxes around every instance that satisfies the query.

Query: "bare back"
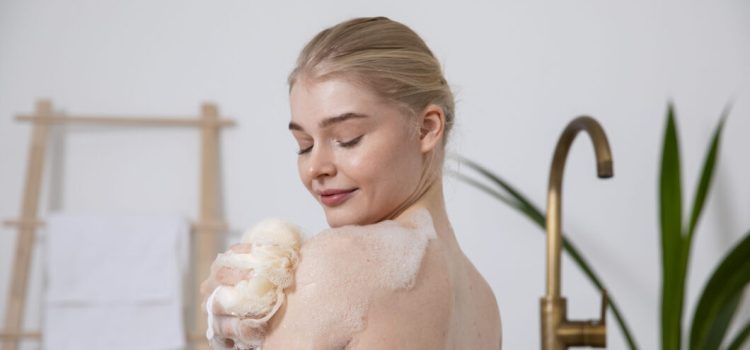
[263,209,501,349]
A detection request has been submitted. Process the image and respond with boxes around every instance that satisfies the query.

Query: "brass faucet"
[541,116,611,349]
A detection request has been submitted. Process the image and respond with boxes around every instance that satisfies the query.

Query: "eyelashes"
[337,134,364,148]
[297,135,364,155]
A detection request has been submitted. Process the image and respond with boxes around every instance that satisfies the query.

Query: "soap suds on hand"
[206,218,302,350]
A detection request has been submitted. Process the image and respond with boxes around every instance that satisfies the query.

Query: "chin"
[324,211,356,228]
[323,208,372,228]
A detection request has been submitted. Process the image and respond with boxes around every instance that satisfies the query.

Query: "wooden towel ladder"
[1,99,235,350]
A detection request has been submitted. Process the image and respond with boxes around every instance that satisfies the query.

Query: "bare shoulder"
[295,218,435,289]
[263,214,440,349]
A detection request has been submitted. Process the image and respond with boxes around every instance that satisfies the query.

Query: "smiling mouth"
[319,188,358,207]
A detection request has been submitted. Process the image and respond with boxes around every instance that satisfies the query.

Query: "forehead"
[291,77,379,110]
[289,77,396,127]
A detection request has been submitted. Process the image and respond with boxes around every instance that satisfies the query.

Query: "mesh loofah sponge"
[206,218,302,349]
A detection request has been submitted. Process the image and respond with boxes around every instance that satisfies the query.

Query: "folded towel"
[42,212,190,350]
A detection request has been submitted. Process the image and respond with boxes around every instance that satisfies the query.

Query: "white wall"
[1,0,749,349]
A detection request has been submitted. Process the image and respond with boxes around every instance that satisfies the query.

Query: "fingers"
[210,292,235,316]
[201,266,251,315]
[210,314,265,347]
[204,286,232,318]
[199,278,216,299]
[212,314,240,339]
[201,259,224,297]
[200,278,216,312]
[228,243,252,254]
[200,245,254,307]
[209,337,235,350]
[215,265,252,286]
[236,318,266,344]
[203,243,267,348]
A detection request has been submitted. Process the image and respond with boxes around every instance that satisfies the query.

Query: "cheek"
[346,153,377,185]
[346,135,421,192]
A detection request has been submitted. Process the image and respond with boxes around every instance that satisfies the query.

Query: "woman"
[202,16,501,349]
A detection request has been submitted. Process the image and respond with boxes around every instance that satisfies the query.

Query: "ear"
[417,104,446,154]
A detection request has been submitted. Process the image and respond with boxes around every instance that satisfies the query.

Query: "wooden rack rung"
[16,114,236,128]
[2,219,45,229]
[3,218,231,233]
[0,331,208,343]
[0,332,41,340]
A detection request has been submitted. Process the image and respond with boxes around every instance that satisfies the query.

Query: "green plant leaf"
[660,102,684,350]
[448,154,638,350]
[685,110,728,246]
[445,168,522,214]
[689,230,750,350]
[726,316,750,350]
[679,108,729,350]
[698,293,742,350]
[679,113,728,338]
[449,155,545,224]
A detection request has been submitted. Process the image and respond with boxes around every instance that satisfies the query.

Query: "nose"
[307,144,336,179]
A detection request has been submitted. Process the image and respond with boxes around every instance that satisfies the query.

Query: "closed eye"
[297,135,363,155]
[338,135,364,148]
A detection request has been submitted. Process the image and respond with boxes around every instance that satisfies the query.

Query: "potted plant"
[451,103,750,349]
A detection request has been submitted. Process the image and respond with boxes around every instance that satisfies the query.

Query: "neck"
[395,176,459,249]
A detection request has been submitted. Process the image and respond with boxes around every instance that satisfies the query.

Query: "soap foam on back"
[283,207,438,346]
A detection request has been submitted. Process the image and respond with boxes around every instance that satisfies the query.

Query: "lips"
[318,188,358,206]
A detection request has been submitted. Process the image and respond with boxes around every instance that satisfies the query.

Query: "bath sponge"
[206,218,301,349]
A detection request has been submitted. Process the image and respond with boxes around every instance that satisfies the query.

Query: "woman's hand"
[200,218,302,349]
[199,243,257,348]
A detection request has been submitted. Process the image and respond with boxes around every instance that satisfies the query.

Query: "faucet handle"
[582,288,607,348]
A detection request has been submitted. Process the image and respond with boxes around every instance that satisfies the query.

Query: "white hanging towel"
[42,212,190,350]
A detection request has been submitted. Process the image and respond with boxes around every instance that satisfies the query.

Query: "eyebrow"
[288,112,370,132]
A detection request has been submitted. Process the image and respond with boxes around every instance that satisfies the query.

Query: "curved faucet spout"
[546,116,613,298]
[541,116,612,350]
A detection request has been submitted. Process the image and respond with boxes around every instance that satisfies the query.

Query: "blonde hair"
[287,16,455,145]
